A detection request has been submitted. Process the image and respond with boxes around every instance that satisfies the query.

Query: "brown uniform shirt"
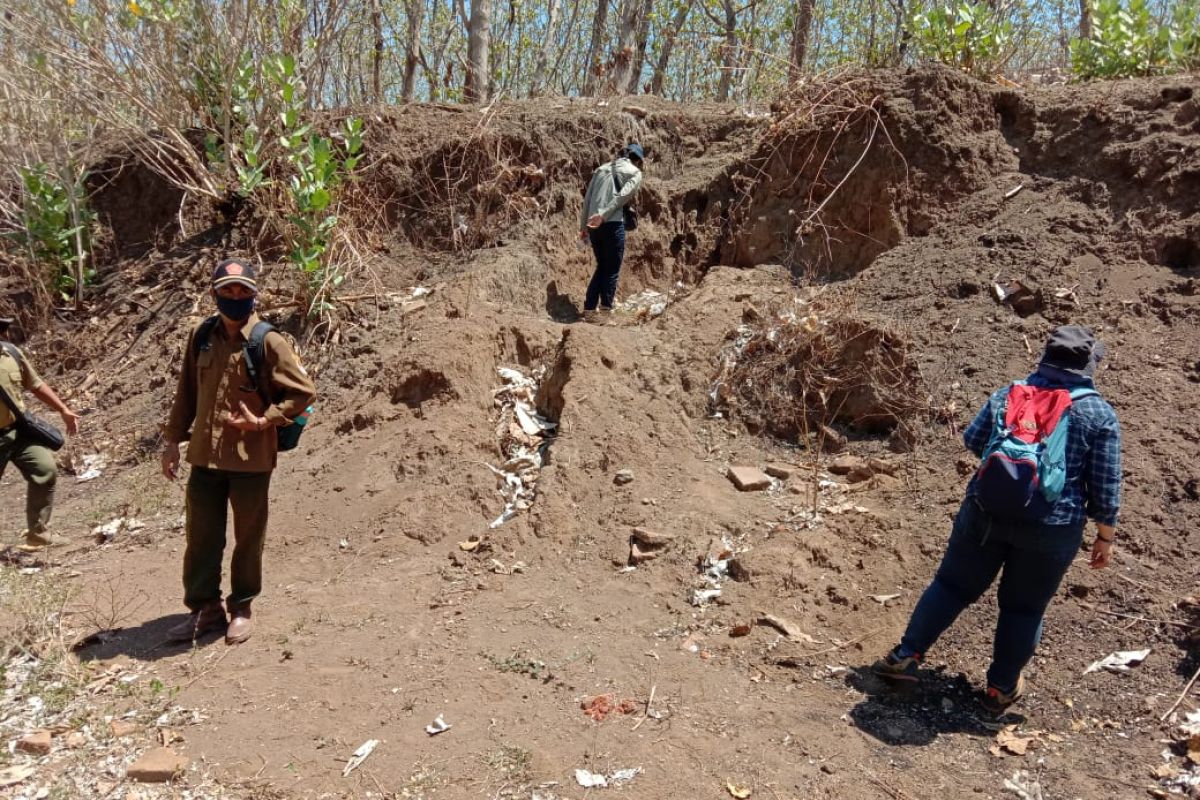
[0,344,44,429]
[163,314,317,473]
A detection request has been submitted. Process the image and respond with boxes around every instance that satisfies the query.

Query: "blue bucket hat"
[624,143,645,162]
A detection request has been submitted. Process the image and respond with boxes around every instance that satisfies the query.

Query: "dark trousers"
[183,465,272,612]
[585,222,626,311]
[898,499,1083,692]
[0,428,57,535]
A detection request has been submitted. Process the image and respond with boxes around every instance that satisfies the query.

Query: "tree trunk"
[715,0,736,102]
[1078,0,1092,40]
[582,0,611,96]
[464,0,492,102]
[788,0,814,80]
[650,0,693,96]
[625,0,656,93]
[402,0,425,101]
[530,0,562,95]
[609,0,642,94]
[371,0,384,101]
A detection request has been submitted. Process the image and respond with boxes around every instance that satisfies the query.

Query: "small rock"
[110,720,138,738]
[65,732,86,748]
[16,730,51,755]
[820,425,847,453]
[828,455,864,476]
[400,298,428,314]
[727,465,772,491]
[128,748,189,783]
[614,469,634,486]
[764,463,797,480]
[820,763,836,775]
[630,527,674,548]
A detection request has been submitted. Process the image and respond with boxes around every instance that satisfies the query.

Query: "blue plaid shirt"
[962,366,1122,527]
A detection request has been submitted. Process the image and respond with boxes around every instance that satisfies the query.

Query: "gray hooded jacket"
[580,157,643,229]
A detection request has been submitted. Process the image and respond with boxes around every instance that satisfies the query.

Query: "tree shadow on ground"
[845,665,1022,746]
[545,281,581,323]
[74,615,224,663]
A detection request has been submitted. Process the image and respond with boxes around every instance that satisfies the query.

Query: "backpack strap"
[1068,387,1098,401]
[0,341,20,364]
[191,315,221,356]
[241,321,276,406]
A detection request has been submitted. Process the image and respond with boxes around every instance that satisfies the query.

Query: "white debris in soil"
[0,645,240,798]
[487,366,557,528]
[618,289,670,320]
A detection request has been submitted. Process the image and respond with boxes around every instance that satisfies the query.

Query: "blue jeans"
[585,222,625,310]
[897,499,1083,692]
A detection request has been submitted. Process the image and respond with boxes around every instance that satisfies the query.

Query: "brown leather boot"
[167,602,226,643]
[225,605,253,645]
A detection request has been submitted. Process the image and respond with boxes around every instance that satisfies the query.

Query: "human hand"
[1089,537,1113,569]
[225,401,267,433]
[60,408,80,436]
[586,214,603,229]
[161,442,180,481]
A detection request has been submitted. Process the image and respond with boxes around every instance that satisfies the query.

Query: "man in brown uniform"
[0,316,80,550]
[161,260,316,645]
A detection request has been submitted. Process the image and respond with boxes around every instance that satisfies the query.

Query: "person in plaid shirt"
[873,326,1121,713]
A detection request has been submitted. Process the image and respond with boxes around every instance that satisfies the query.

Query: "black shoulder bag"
[0,343,65,451]
[610,164,640,232]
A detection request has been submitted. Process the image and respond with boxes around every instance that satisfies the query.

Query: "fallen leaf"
[994,725,1038,756]
[869,593,901,605]
[727,780,752,798]
[730,624,754,638]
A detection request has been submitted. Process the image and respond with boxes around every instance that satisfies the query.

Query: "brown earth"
[2,66,1200,799]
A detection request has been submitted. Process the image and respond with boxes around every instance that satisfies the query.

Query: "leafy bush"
[1071,0,1200,78]
[16,164,94,303]
[910,2,1013,76]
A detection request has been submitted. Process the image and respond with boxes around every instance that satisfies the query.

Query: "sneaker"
[871,648,922,683]
[18,531,70,551]
[981,674,1026,714]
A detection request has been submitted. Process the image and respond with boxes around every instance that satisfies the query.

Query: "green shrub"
[16,164,94,303]
[1070,0,1199,79]
[910,2,1013,76]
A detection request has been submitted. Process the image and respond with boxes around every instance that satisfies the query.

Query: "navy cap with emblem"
[211,259,258,292]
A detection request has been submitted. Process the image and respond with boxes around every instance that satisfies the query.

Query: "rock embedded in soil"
[613,469,634,486]
[15,730,51,755]
[128,748,189,783]
[764,463,797,480]
[110,720,138,738]
[727,466,772,491]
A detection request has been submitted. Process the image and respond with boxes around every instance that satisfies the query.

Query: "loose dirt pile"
[2,66,1199,800]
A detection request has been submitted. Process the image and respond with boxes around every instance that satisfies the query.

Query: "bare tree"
[609,0,643,93]
[401,0,425,101]
[530,0,562,95]
[464,0,492,102]
[371,0,384,101]
[624,0,656,93]
[789,0,815,80]
[582,0,611,96]
[650,0,694,95]
[1078,0,1092,39]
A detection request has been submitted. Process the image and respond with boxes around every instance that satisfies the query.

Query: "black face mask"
[215,294,255,321]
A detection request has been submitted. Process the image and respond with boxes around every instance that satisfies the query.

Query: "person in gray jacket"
[578,143,644,322]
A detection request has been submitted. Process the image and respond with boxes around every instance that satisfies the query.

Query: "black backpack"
[610,163,639,231]
[192,316,310,451]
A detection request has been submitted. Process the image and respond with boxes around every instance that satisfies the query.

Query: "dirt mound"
[4,67,1200,800]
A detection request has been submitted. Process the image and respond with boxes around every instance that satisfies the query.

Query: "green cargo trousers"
[0,428,57,535]
[183,465,272,612]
